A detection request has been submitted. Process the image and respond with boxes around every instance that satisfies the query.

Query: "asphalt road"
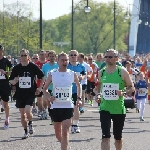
[0,101,150,150]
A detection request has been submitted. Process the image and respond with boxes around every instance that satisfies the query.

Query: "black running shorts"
[52,108,74,122]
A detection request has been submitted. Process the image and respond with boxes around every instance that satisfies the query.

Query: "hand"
[78,75,82,81]
[14,76,19,83]
[35,87,42,95]
[0,69,6,74]
[76,100,82,107]
[116,90,123,96]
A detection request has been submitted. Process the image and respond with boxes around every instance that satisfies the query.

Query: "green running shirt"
[100,66,126,114]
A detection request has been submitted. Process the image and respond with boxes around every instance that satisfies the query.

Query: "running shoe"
[50,120,54,125]
[90,101,93,106]
[74,125,80,133]
[1,107,4,112]
[88,100,91,104]
[43,110,48,120]
[136,108,139,113]
[22,133,29,139]
[79,107,84,114]
[140,117,145,121]
[29,124,34,134]
[4,120,9,130]
[71,125,75,134]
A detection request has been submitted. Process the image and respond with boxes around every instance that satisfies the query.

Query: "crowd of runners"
[0,43,150,150]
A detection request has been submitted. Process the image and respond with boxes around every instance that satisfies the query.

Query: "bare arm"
[74,72,81,97]
[122,68,135,96]
[43,73,52,95]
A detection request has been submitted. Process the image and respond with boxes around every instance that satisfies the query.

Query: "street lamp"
[114,0,116,50]
[40,0,42,50]
[71,0,91,50]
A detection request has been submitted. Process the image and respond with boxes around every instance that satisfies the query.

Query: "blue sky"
[0,0,134,20]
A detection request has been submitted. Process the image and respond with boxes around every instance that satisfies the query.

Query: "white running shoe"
[22,133,29,139]
[74,125,80,133]
[4,120,9,130]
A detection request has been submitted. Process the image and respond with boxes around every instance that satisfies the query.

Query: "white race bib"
[102,83,119,100]
[138,88,147,96]
[54,87,72,102]
[0,72,6,79]
[19,77,31,88]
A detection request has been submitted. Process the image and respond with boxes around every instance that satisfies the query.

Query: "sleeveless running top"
[100,66,126,114]
[51,69,74,108]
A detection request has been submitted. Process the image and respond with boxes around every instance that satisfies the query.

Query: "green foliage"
[0,0,129,57]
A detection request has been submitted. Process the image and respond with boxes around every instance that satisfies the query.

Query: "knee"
[3,102,8,108]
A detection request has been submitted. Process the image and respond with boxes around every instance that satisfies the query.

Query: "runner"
[97,49,135,150]
[43,52,81,150]
[0,44,12,130]
[78,53,93,113]
[9,49,44,139]
[67,50,86,133]
[135,72,147,121]
[42,50,58,124]
[87,55,98,106]
[35,50,47,119]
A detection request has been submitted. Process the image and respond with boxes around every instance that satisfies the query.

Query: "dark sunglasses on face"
[33,58,38,59]
[88,59,92,60]
[21,54,27,57]
[104,56,114,59]
[70,54,77,57]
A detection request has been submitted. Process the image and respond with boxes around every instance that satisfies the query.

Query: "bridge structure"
[129,0,150,57]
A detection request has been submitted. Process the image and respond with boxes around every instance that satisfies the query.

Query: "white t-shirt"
[81,62,92,85]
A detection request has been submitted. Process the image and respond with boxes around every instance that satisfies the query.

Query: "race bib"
[102,83,119,100]
[138,88,147,96]
[19,77,31,88]
[130,74,135,83]
[54,87,72,102]
[0,72,6,79]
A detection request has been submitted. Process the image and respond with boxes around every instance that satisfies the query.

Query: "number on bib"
[54,87,72,102]
[19,77,31,88]
[102,83,119,100]
[138,88,147,96]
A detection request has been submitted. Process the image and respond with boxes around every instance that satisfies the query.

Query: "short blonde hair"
[58,51,68,60]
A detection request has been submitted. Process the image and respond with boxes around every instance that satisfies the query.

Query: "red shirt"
[35,61,47,87]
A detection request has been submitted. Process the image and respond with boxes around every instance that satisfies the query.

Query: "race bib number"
[19,77,31,88]
[138,88,147,96]
[0,72,6,79]
[102,83,119,100]
[54,87,72,102]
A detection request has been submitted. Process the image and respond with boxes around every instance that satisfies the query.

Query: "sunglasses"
[21,54,27,57]
[33,58,38,59]
[70,54,77,57]
[104,56,114,59]
[88,59,92,60]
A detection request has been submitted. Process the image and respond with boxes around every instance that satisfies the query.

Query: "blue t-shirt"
[42,62,58,90]
[67,63,86,94]
[135,80,148,99]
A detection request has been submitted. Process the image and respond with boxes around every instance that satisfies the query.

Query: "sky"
[0,0,134,20]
